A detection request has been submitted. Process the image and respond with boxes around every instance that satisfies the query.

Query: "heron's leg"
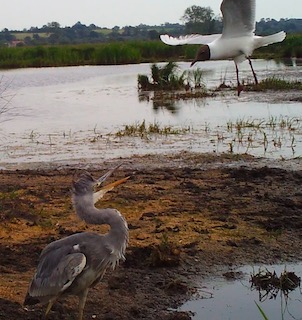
[78,289,89,320]
[44,298,56,319]
[247,57,258,85]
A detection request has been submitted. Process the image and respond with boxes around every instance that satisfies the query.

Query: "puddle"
[180,263,302,320]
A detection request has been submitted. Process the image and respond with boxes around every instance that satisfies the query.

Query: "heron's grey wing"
[29,247,86,299]
[160,34,221,46]
[221,0,256,38]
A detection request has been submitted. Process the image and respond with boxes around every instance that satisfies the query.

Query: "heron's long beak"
[96,163,124,186]
[93,176,130,204]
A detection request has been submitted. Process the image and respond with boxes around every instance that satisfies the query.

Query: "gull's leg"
[78,289,89,320]
[235,62,243,96]
[247,57,258,85]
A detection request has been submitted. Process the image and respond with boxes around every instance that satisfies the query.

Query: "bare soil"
[1,152,302,319]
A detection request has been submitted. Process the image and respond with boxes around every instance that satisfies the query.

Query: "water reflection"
[251,267,302,320]
[138,90,209,115]
[280,57,302,67]
[139,91,182,114]
[180,263,302,320]
[138,92,179,114]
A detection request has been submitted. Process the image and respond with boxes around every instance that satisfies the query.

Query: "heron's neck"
[73,194,128,255]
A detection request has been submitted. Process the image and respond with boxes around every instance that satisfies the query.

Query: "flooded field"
[1,154,302,319]
[0,59,302,168]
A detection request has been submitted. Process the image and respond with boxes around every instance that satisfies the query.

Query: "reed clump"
[250,267,300,300]
[138,62,186,91]
[138,62,208,92]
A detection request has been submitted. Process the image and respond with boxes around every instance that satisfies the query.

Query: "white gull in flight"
[160,0,286,95]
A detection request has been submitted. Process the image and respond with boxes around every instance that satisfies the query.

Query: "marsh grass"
[0,43,143,68]
[0,189,20,202]
[0,34,300,69]
[2,35,299,69]
[222,115,302,156]
[138,62,186,91]
[149,233,181,267]
[138,62,207,92]
[185,68,207,90]
[0,41,186,69]
[115,120,191,138]
[216,76,302,93]
[246,77,302,91]
[227,116,302,134]
[138,62,210,111]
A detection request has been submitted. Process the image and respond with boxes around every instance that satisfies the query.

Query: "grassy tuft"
[247,77,302,91]
[115,120,190,138]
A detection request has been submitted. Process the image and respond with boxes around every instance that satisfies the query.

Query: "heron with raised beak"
[24,164,129,320]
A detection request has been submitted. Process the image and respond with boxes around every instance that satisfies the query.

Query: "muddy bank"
[1,152,302,319]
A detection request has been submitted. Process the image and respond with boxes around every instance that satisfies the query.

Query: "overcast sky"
[1,0,301,30]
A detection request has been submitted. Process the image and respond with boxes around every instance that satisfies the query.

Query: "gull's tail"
[254,31,286,49]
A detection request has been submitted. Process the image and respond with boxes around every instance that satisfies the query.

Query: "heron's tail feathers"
[254,31,286,49]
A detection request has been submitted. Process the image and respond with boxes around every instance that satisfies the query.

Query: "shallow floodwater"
[0,59,301,168]
[180,263,302,320]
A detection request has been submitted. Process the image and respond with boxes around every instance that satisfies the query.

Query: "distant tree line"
[256,18,302,35]
[0,5,302,46]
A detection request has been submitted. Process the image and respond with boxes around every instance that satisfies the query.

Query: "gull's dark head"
[191,44,210,67]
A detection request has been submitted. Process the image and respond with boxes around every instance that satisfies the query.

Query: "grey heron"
[24,164,129,320]
[160,0,286,95]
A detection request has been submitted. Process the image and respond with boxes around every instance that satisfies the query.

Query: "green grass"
[0,34,300,69]
[226,77,302,93]
[255,302,269,320]
[11,32,50,40]
[0,41,186,69]
[254,77,302,91]
[93,28,120,35]
[254,33,302,59]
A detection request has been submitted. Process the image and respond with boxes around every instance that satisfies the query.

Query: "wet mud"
[1,152,302,319]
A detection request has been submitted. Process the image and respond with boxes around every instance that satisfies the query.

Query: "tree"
[2,28,15,41]
[148,29,159,40]
[47,21,61,29]
[182,5,215,34]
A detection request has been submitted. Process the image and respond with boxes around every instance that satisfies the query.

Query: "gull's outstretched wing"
[160,34,221,46]
[221,0,256,38]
